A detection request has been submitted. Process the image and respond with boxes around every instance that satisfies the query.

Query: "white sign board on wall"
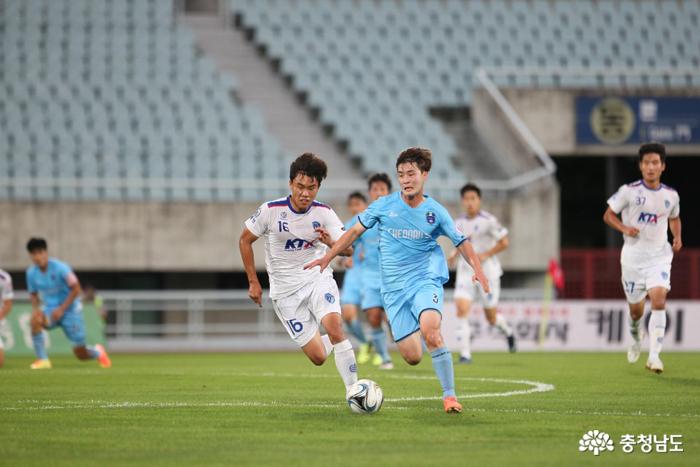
[440,301,700,352]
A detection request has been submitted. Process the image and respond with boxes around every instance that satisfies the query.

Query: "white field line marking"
[223,371,556,402]
[1,400,374,411]
[2,372,552,412]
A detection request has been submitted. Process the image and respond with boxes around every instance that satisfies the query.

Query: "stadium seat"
[0,0,289,202]
[230,0,700,199]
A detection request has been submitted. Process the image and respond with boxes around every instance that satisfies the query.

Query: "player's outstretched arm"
[53,281,81,323]
[304,222,366,272]
[670,216,682,253]
[457,240,490,294]
[29,292,41,314]
[314,228,353,257]
[239,228,263,306]
[603,207,639,237]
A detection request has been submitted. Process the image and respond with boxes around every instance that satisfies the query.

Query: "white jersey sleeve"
[324,208,346,242]
[0,269,14,301]
[670,196,680,218]
[607,184,630,214]
[244,203,273,237]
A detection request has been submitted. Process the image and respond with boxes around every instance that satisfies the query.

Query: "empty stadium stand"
[0,0,289,201]
[231,0,700,195]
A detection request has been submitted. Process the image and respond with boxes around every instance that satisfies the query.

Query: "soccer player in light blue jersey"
[340,191,371,364]
[358,173,394,370]
[306,148,489,413]
[25,238,111,370]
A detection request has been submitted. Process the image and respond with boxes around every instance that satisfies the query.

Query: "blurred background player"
[0,268,14,368]
[339,191,371,364]
[25,238,111,370]
[358,173,394,369]
[449,184,516,363]
[306,147,490,413]
[239,153,359,398]
[604,142,682,374]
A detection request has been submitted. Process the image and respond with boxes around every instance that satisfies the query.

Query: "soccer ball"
[346,379,383,414]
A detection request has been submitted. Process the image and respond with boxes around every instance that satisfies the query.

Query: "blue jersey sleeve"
[56,261,74,286]
[436,204,466,247]
[358,196,386,229]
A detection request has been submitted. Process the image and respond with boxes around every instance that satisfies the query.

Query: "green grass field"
[1,351,699,466]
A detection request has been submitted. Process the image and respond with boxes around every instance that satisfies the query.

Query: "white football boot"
[627,338,641,363]
[645,356,664,374]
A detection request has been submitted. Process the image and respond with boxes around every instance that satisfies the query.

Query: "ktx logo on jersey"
[637,212,658,224]
[284,238,314,251]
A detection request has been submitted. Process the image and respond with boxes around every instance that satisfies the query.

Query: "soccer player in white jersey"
[306,148,489,413]
[239,153,359,399]
[448,184,516,363]
[0,268,14,368]
[604,142,682,374]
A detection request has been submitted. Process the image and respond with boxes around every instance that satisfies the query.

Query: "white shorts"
[272,276,342,347]
[621,262,672,304]
[454,268,501,309]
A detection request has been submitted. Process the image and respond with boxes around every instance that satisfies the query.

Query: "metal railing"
[12,288,544,352]
[473,68,557,192]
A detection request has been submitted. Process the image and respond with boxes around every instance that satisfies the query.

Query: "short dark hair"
[367,172,392,191]
[26,237,48,252]
[347,191,367,203]
[639,142,666,163]
[396,147,432,173]
[289,153,328,185]
[460,183,481,198]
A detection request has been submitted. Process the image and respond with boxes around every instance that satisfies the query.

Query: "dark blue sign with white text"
[576,96,700,145]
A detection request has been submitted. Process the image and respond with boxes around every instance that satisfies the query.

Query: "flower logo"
[579,430,615,456]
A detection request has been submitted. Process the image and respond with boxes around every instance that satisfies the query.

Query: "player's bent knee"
[404,354,422,365]
[367,309,382,327]
[325,327,345,344]
[308,353,326,366]
[73,347,90,360]
[423,331,444,349]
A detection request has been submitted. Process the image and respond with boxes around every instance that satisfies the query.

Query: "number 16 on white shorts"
[272,277,342,347]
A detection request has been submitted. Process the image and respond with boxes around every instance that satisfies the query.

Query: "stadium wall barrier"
[1,303,105,356]
[0,199,556,272]
[442,300,700,352]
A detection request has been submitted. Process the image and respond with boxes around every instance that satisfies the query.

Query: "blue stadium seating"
[0,0,289,201]
[231,0,700,182]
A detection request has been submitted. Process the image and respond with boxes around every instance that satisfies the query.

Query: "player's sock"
[321,334,333,357]
[333,339,358,389]
[648,309,666,359]
[371,327,392,363]
[32,332,48,360]
[494,313,514,337]
[86,345,100,359]
[456,317,471,358]
[346,318,368,344]
[630,317,641,341]
[430,347,456,398]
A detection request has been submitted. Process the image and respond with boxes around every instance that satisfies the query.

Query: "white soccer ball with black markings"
[346,379,383,414]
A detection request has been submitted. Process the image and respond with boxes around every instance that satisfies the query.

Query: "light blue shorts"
[340,267,362,306]
[46,309,86,347]
[382,281,444,341]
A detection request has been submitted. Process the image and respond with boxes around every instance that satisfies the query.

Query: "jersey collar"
[286,196,309,214]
